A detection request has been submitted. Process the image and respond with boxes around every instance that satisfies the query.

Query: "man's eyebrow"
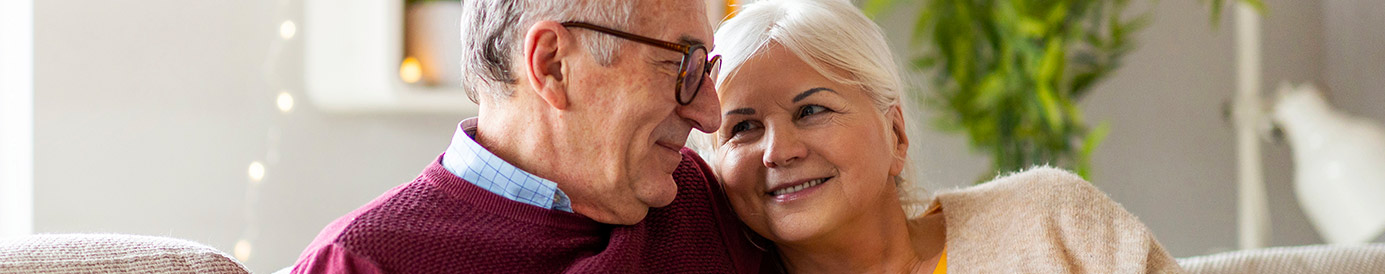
[793,87,837,103]
[679,35,706,46]
[725,108,755,116]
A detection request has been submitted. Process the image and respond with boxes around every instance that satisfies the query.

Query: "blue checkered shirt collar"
[441,118,572,212]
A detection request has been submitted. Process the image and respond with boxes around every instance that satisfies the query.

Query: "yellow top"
[933,247,947,274]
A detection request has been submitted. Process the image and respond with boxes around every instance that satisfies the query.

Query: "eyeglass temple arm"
[560,21,690,53]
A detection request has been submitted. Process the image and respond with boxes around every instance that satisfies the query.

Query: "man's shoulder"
[666,148,722,211]
[674,147,717,188]
[633,148,763,273]
[314,177,468,248]
[298,171,605,273]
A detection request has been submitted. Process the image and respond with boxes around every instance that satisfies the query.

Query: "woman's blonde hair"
[689,0,928,217]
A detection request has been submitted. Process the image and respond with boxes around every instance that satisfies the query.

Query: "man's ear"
[523,21,572,110]
[886,104,910,177]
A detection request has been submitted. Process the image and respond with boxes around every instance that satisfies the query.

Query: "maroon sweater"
[292,148,764,273]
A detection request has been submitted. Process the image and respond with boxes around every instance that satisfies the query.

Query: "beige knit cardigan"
[929,167,1184,273]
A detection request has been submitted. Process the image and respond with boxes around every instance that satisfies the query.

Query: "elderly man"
[291,0,764,273]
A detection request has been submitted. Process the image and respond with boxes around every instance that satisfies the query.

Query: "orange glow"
[724,0,739,20]
[399,57,423,84]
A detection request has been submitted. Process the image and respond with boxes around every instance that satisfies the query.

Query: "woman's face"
[713,44,908,245]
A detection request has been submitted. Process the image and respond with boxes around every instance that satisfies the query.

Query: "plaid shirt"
[441,118,572,212]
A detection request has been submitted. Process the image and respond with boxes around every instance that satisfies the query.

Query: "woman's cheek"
[725,155,755,198]
[721,150,762,210]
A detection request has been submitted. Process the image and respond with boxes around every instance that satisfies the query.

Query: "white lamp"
[1270,83,1385,245]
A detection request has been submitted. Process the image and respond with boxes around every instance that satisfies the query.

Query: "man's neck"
[777,202,935,274]
[474,103,569,187]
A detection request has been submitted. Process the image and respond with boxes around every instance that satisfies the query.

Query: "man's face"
[559,1,720,225]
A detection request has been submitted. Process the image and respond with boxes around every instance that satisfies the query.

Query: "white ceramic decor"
[1272,83,1385,244]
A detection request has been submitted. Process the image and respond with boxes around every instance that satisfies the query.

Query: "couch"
[3,233,1384,273]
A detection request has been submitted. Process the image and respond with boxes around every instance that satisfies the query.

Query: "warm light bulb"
[234,239,253,262]
[247,161,265,183]
[276,91,294,113]
[400,57,423,84]
[279,20,297,40]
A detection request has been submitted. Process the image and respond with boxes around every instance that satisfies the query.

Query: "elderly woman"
[693,0,1184,272]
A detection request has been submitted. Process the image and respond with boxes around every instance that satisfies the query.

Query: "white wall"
[1,0,35,238]
[1323,0,1385,120]
[34,0,461,272]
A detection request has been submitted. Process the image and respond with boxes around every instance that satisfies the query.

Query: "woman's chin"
[764,211,833,244]
[757,187,845,244]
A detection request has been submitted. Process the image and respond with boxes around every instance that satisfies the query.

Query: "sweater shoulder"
[936,167,1182,273]
[674,147,717,194]
[319,162,604,273]
[937,166,1106,212]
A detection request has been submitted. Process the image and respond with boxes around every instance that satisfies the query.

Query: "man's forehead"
[632,1,714,45]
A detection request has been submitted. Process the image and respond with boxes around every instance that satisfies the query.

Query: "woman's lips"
[766,176,831,202]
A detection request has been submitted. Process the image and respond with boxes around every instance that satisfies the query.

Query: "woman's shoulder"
[934,166,1110,211]
[933,167,1184,273]
[931,166,1145,242]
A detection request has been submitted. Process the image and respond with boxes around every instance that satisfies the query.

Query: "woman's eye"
[730,121,754,135]
[726,120,764,141]
[797,105,829,118]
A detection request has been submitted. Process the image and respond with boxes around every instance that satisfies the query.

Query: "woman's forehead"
[720,48,838,105]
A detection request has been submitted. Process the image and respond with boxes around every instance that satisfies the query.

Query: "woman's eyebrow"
[793,87,837,103]
[725,108,756,116]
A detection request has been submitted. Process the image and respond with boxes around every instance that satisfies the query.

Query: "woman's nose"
[762,126,808,168]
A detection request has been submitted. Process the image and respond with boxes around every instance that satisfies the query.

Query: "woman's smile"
[767,176,832,202]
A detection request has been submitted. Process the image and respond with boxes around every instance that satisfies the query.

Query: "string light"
[276,91,294,113]
[238,2,302,267]
[247,161,265,183]
[234,239,253,262]
[400,57,423,84]
[279,20,296,40]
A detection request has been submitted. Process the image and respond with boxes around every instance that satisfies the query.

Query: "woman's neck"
[776,203,942,273]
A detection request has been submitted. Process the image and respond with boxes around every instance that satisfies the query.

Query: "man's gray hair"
[460,0,636,103]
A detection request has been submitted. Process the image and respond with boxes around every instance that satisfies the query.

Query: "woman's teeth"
[771,177,828,196]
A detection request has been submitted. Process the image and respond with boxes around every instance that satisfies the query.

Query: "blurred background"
[1,0,1382,272]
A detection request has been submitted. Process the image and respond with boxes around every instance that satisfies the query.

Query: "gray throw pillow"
[0,234,249,274]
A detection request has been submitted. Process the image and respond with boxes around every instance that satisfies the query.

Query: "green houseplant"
[863,0,1263,181]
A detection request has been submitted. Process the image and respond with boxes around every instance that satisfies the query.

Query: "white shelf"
[303,0,477,114]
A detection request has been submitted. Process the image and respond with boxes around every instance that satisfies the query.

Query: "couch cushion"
[0,234,249,274]
[1177,243,1385,274]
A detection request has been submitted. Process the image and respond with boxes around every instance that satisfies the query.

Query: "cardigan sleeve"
[935,167,1185,273]
[1019,168,1180,272]
[1028,168,1184,273]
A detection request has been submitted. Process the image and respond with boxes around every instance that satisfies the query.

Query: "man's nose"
[677,76,722,133]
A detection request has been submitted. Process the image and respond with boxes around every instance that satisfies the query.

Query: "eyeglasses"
[561,21,721,106]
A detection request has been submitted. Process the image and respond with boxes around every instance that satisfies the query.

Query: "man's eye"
[657,60,681,74]
[797,105,829,118]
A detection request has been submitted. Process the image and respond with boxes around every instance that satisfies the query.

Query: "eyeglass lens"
[679,47,709,104]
